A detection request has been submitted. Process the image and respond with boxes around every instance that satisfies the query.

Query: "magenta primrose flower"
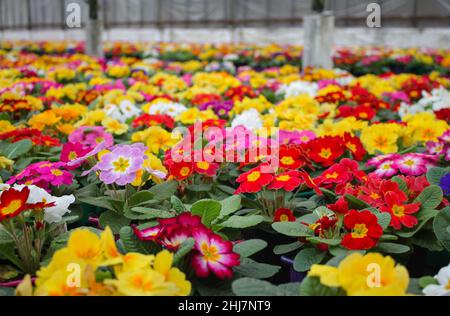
[191,228,240,279]
[69,126,114,149]
[91,143,147,185]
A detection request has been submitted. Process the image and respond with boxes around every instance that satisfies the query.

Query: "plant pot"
[280,256,307,283]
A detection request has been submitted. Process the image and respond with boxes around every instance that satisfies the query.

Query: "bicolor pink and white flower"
[374,160,398,178]
[393,155,427,176]
[191,228,240,279]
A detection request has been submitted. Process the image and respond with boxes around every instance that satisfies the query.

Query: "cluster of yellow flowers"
[309,252,409,296]
[16,227,191,296]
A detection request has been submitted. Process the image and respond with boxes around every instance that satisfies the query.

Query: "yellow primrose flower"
[102,117,129,135]
[402,112,449,144]
[0,156,14,170]
[176,108,202,124]
[360,123,403,154]
[107,250,190,296]
[107,64,130,78]
[132,152,168,186]
[56,123,76,135]
[48,67,76,82]
[75,110,106,127]
[0,120,16,133]
[28,110,61,131]
[309,252,409,296]
[134,126,180,154]
[232,95,272,115]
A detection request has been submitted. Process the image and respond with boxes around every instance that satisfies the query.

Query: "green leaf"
[77,196,119,212]
[173,238,195,264]
[185,183,212,192]
[128,191,155,207]
[0,243,24,271]
[219,195,242,217]
[232,278,299,296]
[233,239,267,258]
[272,221,313,237]
[426,167,450,185]
[98,211,131,234]
[299,276,346,296]
[418,276,438,288]
[232,278,279,296]
[273,241,303,255]
[2,139,32,159]
[307,237,341,246]
[234,258,281,279]
[293,248,326,272]
[414,185,443,210]
[391,176,408,193]
[148,180,178,200]
[124,207,173,220]
[171,195,186,213]
[221,215,264,228]
[375,212,391,230]
[329,246,365,257]
[374,242,410,254]
[119,226,158,254]
[191,199,222,227]
[433,206,450,252]
[344,194,371,210]
[397,208,438,238]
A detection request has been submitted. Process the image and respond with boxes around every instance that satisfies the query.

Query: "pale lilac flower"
[90,143,147,185]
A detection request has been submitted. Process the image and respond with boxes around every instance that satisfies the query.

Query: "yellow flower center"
[279,214,289,222]
[370,192,380,199]
[392,204,405,217]
[325,172,339,179]
[197,162,210,170]
[68,151,78,160]
[247,171,261,182]
[276,174,291,182]
[51,169,63,176]
[179,166,191,177]
[403,159,415,167]
[201,243,220,262]
[351,223,368,238]
[373,136,388,148]
[112,157,131,173]
[95,137,104,144]
[346,142,356,152]
[280,156,295,165]
[382,163,392,170]
[0,200,22,216]
[319,148,332,159]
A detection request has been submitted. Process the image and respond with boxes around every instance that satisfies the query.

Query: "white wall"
[1,27,449,49]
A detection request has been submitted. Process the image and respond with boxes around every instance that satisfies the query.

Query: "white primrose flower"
[423,263,450,296]
[231,108,263,131]
[277,80,319,98]
[148,101,187,118]
[1,184,75,224]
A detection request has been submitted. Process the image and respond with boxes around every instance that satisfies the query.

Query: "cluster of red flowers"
[400,77,437,101]
[133,212,240,279]
[132,113,175,129]
[191,93,222,106]
[304,134,366,166]
[224,85,256,101]
[0,128,60,147]
[328,173,422,231]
